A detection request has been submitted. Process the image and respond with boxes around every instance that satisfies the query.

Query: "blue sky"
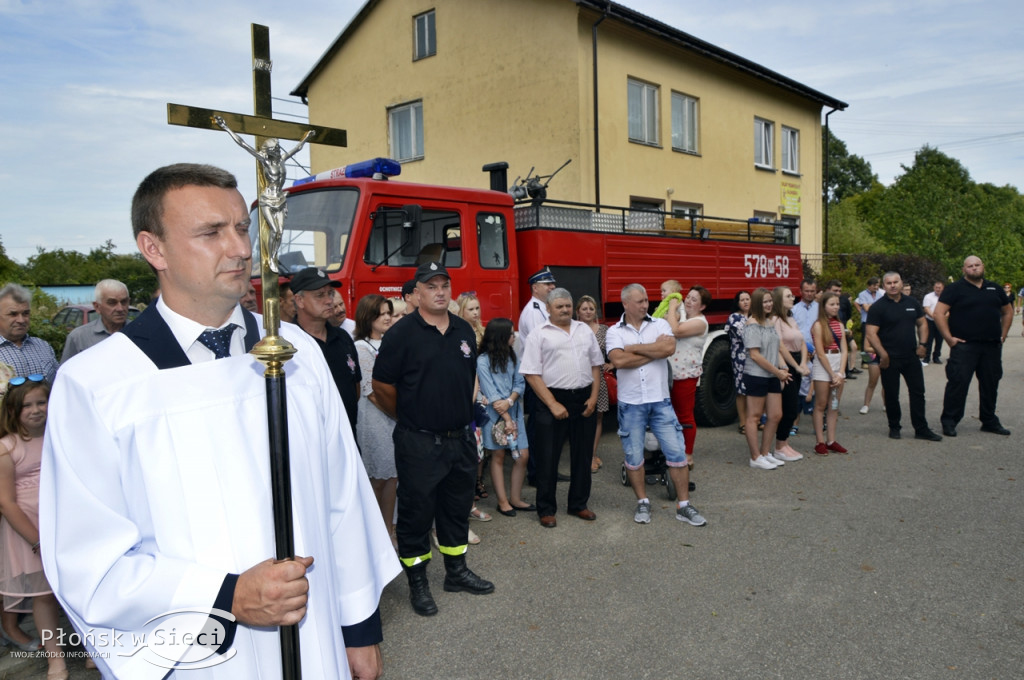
[1,0,1021,262]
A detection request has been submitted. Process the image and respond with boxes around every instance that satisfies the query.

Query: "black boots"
[442,554,495,595]
[404,563,437,616]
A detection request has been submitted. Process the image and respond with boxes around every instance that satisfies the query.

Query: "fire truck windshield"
[248,187,359,276]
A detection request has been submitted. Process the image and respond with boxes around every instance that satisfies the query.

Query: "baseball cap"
[414,261,450,284]
[289,267,341,293]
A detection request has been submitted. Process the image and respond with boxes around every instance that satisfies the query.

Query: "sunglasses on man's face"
[8,374,44,387]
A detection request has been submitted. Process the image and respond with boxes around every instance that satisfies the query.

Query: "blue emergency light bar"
[292,158,401,186]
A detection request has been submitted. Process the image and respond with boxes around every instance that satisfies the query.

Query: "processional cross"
[167,24,347,680]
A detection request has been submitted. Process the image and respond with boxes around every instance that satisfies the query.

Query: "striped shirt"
[0,335,58,384]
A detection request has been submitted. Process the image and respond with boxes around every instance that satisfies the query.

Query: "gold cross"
[167,24,346,150]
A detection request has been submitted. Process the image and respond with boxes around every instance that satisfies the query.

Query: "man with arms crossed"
[40,164,399,679]
[607,284,706,527]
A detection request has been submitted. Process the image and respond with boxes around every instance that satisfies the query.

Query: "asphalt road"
[5,332,1022,679]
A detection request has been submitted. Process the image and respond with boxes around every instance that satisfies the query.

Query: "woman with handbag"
[477,318,535,517]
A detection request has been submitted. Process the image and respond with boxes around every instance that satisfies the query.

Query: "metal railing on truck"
[513,200,798,245]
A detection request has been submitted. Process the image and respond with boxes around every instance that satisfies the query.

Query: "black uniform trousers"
[925,319,945,362]
[941,341,1004,429]
[880,356,930,434]
[532,386,596,518]
[393,424,477,562]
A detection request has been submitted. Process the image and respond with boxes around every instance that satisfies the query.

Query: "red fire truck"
[252,158,802,426]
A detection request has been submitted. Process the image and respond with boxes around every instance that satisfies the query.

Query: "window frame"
[413,10,436,61]
[388,100,424,163]
[627,78,660,146]
[671,91,699,154]
[782,126,800,174]
[754,117,775,169]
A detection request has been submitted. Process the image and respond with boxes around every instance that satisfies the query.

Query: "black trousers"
[393,425,477,562]
[941,341,1004,429]
[532,386,596,517]
[925,319,945,361]
[776,365,802,442]
[880,356,930,434]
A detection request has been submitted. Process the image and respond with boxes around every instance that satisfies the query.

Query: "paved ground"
[4,332,1023,679]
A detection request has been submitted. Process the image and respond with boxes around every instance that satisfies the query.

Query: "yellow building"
[293,0,846,254]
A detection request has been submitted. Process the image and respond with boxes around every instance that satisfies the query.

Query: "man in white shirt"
[922,280,945,364]
[41,163,399,679]
[606,283,707,527]
[790,280,819,413]
[519,288,603,528]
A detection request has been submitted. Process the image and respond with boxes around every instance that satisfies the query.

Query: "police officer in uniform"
[933,255,1013,437]
[518,267,557,342]
[372,261,494,616]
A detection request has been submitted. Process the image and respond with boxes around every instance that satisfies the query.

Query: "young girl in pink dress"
[0,377,67,679]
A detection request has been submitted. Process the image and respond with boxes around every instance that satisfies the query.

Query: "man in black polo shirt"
[864,272,942,441]
[291,267,361,434]
[933,255,1013,437]
[372,261,494,616]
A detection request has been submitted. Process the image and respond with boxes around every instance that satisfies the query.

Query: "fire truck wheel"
[693,338,736,428]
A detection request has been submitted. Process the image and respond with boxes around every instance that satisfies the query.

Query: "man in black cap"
[518,266,556,342]
[402,278,419,312]
[291,266,361,433]
[372,261,494,616]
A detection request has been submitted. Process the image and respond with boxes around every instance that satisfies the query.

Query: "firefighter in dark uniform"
[372,261,494,616]
[933,255,1014,437]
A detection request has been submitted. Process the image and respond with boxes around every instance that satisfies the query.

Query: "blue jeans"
[617,399,687,470]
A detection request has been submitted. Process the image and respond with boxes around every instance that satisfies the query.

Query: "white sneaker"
[859,405,869,415]
[765,452,785,466]
[749,455,778,470]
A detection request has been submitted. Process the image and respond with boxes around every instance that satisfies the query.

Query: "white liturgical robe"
[39,318,401,679]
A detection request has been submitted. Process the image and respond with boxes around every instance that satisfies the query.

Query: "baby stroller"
[619,426,694,500]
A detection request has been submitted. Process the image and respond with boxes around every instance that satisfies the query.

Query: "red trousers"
[670,377,697,455]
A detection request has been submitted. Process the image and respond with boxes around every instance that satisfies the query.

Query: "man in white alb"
[40,163,400,679]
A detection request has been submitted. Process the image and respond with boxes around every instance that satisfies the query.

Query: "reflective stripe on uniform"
[437,543,468,557]
[399,552,433,568]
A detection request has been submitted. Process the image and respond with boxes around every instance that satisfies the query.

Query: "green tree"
[824,129,876,204]
[0,238,18,282]
[19,242,157,304]
[863,146,1024,282]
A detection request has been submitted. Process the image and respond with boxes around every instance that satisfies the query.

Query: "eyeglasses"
[457,291,477,298]
[8,374,44,387]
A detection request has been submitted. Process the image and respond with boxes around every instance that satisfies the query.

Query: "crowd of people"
[0,162,1018,678]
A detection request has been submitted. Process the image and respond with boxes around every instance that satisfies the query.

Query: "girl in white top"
[666,285,710,468]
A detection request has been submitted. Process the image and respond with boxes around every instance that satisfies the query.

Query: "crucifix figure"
[214,115,315,272]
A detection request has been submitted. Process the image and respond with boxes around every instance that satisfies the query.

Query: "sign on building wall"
[781,181,801,215]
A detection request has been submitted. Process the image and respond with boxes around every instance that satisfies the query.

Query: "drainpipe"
[823,107,838,255]
[592,3,610,210]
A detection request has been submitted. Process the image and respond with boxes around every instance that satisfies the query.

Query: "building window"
[672,202,702,217]
[414,10,436,61]
[754,117,774,168]
[389,101,424,162]
[671,92,698,153]
[628,79,659,145]
[782,126,799,173]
